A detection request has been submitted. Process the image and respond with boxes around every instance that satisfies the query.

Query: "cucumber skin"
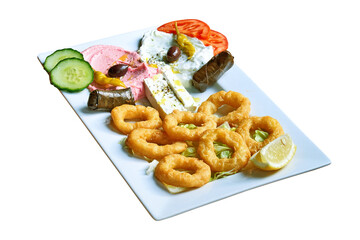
[44,48,84,73]
[50,58,94,92]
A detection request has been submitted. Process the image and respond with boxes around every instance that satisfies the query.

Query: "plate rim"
[37,27,331,221]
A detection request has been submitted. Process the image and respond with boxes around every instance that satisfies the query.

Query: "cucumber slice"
[50,58,94,92]
[44,48,84,72]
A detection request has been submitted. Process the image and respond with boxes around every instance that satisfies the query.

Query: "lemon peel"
[250,134,296,171]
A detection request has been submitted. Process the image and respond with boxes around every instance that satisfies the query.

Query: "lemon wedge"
[250,134,296,171]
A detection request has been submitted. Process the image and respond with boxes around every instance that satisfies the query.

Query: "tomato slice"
[201,30,228,55]
[157,19,211,40]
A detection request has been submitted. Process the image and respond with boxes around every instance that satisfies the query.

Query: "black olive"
[108,64,128,78]
[166,46,181,63]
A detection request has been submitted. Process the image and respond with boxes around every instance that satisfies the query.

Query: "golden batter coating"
[197,128,251,172]
[126,128,187,160]
[197,91,251,126]
[111,104,162,135]
[236,116,284,155]
[163,110,217,141]
[155,154,211,188]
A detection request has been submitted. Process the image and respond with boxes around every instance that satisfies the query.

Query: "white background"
[1,0,359,239]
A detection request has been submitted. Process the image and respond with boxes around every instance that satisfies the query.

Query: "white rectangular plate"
[38,27,331,220]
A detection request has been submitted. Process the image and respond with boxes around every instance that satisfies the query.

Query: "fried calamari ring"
[197,91,251,126]
[155,154,211,188]
[236,116,284,155]
[111,104,162,134]
[163,110,217,141]
[197,128,251,172]
[126,128,187,160]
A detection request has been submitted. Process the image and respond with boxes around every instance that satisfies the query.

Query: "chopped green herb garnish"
[181,146,197,157]
[214,141,233,158]
[211,168,237,181]
[179,123,197,129]
[252,129,269,142]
